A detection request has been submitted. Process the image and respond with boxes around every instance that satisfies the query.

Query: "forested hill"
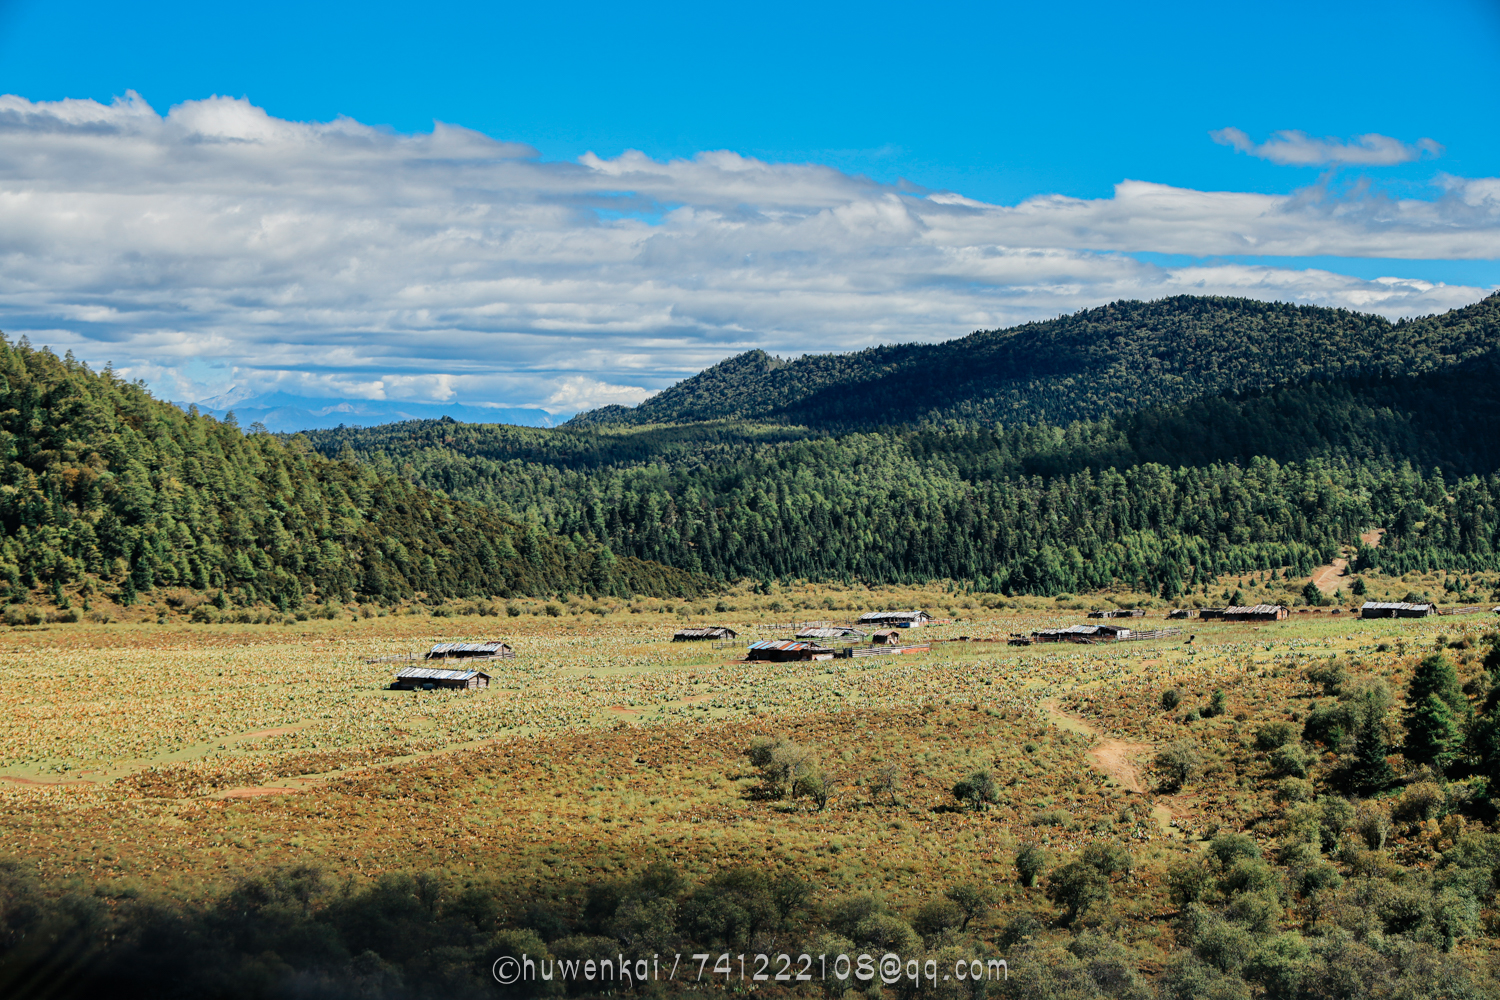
[304,346,1500,593]
[567,294,1500,429]
[0,337,700,608]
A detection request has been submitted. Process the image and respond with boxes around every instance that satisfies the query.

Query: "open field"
[6,582,1500,997]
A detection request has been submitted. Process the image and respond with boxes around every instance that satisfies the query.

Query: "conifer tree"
[1350,707,1395,794]
[1406,693,1463,772]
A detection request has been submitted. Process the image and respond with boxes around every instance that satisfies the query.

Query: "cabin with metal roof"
[870,629,903,645]
[425,640,513,659]
[1220,605,1289,621]
[857,610,932,628]
[1033,624,1132,643]
[796,626,866,639]
[393,666,492,690]
[1361,601,1436,619]
[673,626,738,642]
[747,640,836,662]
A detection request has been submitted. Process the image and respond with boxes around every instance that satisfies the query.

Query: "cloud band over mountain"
[0,92,1494,414]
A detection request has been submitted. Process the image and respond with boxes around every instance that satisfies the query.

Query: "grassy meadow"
[5,572,1500,997]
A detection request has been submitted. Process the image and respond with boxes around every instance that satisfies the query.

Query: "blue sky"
[0,0,1495,419]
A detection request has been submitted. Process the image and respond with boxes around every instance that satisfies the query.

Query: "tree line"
[0,336,701,609]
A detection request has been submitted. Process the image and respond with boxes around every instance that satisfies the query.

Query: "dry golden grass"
[2,583,1493,925]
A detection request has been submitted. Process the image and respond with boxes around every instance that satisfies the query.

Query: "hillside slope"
[0,337,700,608]
[569,294,1500,429]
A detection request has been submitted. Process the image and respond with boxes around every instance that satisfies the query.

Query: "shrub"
[544,603,562,617]
[952,770,998,811]
[996,912,1043,948]
[189,606,218,624]
[1046,860,1109,924]
[1161,688,1183,710]
[1202,689,1228,719]
[1254,721,1298,752]
[1274,777,1313,803]
[506,603,521,617]
[866,764,902,806]
[1081,840,1132,878]
[1305,661,1346,695]
[1168,860,1213,908]
[1269,743,1309,778]
[1356,805,1391,850]
[1220,857,1282,899]
[1155,741,1200,792]
[910,898,964,940]
[1392,781,1445,823]
[943,882,995,930]
[1015,844,1047,887]
[1208,832,1261,871]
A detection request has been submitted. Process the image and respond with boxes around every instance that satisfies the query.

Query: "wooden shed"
[673,626,739,641]
[870,629,902,645]
[857,610,933,628]
[1088,609,1147,619]
[747,640,835,662]
[393,666,491,690]
[1360,601,1435,619]
[1169,608,1198,619]
[1032,624,1132,644]
[425,640,513,660]
[1221,604,1289,622]
[796,626,866,640]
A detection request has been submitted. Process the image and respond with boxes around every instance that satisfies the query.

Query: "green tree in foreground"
[952,770,999,811]
[1405,653,1470,773]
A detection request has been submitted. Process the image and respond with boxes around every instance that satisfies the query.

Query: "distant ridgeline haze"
[0,337,701,607]
[303,294,1500,596]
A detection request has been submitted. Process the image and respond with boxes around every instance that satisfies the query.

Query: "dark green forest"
[570,295,1500,430]
[0,337,700,608]
[301,294,1500,597]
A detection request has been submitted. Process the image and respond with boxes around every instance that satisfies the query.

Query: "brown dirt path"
[1042,700,1175,835]
[1310,558,1348,594]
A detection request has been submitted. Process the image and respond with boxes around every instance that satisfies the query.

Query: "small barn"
[1032,624,1132,644]
[393,666,491,690]
[747,640,835,662]
[425,640,513,660]
[1221,604,1289,622]
[796,626,866,640]
[1169,609,1198,620]
[870,629,902,645]
[1088,609,1147,619]
[673,626,739,642]
[858,610,933,628]
[1360,601,1436,619]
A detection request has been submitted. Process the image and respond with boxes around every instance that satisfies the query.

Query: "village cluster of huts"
[381,640,514,690]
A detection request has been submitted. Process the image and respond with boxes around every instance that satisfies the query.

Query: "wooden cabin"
[1360,601,1435,619]
[1221,605,1289,622]
[796,626,866,640]
[870,629,902,645]
[747,640,835,662]
[425,640,513,660]
[1088,609,1146,619]
[857,610,933,628]
[1032,624,1132,644]
[1169,608,1198,619]
[393,666,491,690]
[673,626,739,642]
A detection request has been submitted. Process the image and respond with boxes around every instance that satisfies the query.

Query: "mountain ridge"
[567,294,1500,430]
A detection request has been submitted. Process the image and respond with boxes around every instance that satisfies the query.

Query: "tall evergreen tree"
[1406,694,1463,773]
[1350,708,1396,794]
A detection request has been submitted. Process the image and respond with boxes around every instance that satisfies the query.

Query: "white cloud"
[0,92,1492,413]
[1210,127,1444,166]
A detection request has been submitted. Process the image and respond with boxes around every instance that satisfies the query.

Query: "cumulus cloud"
[0,92,1491,413]
[1210,127,1444,166]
